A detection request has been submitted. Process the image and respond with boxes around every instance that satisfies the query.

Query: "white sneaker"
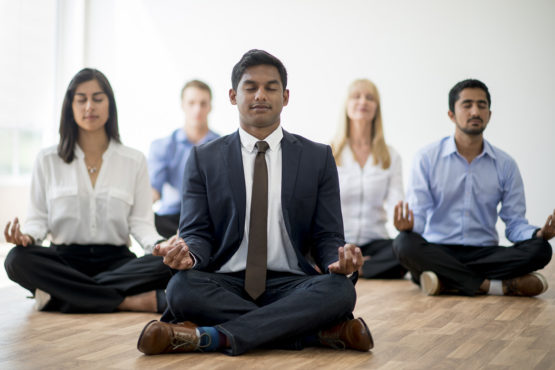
[33,289,51,311]
[420,271,441,296]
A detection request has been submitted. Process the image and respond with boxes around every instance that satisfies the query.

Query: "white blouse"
[22,141,162,252]
[337,145,404,245]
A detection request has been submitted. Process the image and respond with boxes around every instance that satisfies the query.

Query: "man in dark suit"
[137,49,373,356]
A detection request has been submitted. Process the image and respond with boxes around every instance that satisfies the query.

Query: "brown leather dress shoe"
[319,318,374,351]
[503,272,548,297]
[178,321,198,329]
[137,320,200,355]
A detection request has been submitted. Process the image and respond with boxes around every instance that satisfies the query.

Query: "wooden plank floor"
[0,260,554,370]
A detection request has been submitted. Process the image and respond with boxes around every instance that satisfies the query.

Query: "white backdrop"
[57,0,555,246]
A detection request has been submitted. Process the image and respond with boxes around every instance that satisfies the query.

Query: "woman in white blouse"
[331,79,406,279]
[3,68,172,313]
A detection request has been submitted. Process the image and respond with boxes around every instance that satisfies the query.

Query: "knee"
[165,270,211,314]
[393,232,423,261]
[141,254,172,275]
[319,275,357,315]
[526,239,553,269]
[4,246,28,278]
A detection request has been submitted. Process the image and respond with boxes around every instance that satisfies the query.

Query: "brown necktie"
[245,140,269,300]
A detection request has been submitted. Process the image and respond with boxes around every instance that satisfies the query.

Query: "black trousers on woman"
[4,244,173,313]
[393,231,553,296]
[358,239,407,279]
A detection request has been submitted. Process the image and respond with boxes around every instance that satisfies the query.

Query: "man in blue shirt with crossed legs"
[393,79,554,297]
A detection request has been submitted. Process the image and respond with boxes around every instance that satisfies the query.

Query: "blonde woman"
[332,79,406,279]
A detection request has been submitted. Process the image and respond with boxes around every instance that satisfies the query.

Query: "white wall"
[81,0,554,245]
[3,0,554,246]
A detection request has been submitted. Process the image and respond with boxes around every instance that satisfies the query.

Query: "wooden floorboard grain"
[0,259,553,369]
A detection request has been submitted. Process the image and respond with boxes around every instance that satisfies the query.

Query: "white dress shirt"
[337,145,404,245]
[22,141,162,252]
[217,126,304,274]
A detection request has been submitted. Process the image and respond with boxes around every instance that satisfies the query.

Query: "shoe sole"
[358,318,374,351]
[137,320,159,355]
[531,272,549,295]
[421,271,440,296]
[34,289,51,311]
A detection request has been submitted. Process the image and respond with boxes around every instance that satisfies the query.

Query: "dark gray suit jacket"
[178,129,345,274]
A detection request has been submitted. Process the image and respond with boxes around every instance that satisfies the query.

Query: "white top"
[217,126,304,274]
[337,145,404,245]
[22,141,162,252]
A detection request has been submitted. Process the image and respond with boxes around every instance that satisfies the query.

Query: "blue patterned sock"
[197,326,221,352]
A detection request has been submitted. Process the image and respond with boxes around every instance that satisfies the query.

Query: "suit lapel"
[281,130,302,210]
[222,131,246,230]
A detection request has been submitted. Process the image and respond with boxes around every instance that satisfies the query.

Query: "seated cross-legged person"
[4,68,173,313]
[136,49,373,356]
[392,79,553,297]
[332,79,406,279]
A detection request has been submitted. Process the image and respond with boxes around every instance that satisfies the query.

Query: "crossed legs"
[4,244,172,313]
[393,231,552,296]
[161,270,357,355]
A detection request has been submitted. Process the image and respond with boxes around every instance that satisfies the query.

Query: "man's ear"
[229,89,237,105]
[447,110,456,123]
[282,89,290,107]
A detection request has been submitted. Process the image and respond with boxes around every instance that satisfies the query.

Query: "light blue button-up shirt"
[407,136,537,246]
[148,128,219,215]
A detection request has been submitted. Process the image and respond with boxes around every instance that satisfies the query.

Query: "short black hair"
[231,49,287,91]
[58,68,120,163]
[449,79,491,112]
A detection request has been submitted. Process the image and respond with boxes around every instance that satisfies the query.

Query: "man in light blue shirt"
[393,79,554,297]
[148,80,219,238]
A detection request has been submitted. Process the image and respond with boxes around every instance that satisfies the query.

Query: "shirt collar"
[481,138,496,159]
[175,128,188,143]
[442,135,496,160]
[339,145,361,167]
[176,128,218,145]
[239,125,283,153]
[440,136,459,158]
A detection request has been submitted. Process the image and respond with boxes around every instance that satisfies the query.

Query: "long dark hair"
[57,68,121,163]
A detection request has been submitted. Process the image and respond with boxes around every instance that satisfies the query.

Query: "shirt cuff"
[189,251,198,268]
[20,227,44,246]
[412,215,426,235]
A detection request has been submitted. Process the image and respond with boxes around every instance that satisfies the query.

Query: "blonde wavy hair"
[331,79,391,169]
